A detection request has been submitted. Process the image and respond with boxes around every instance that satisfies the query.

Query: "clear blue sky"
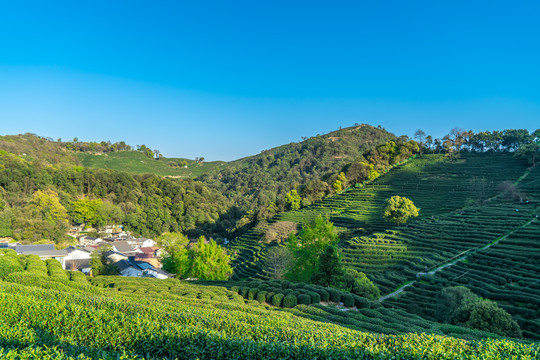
[1,1,539,161]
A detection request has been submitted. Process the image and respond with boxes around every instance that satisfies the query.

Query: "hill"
[0,251,537,359]
[77,151,226,177]
[228,152,540,339]
[199,124,396,231]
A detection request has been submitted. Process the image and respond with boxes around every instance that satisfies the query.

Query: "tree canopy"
[383,196,419,225]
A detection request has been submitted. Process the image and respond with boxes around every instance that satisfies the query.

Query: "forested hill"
[0,126,395,241]
[198,124,395,230]
[0,134,79,165]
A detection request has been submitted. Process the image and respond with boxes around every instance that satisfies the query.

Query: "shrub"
[283,294,298,308]
[266,292,275,301]
[327,288,341,303]
[307,291,321,304]
[240,286,249,298]
[231,286,240,293]
[282,289,293,296]
[69,271,87,283]
[256,291,267,303]
[353,295,370,309]
[248,287,259,300]
[318,289,330,302]
[272,293,284,307]
[342,293,354,307]
[297,294,311,305]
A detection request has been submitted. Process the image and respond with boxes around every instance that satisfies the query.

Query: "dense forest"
[0,126,538,244]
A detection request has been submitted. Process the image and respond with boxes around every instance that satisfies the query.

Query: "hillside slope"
[0,251,537,359]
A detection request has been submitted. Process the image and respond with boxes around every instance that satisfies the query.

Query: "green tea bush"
[318,288,330,302]
[248,287,259,300]
[297,294,311,305]
[283,294,298,308]
[327,288,341,303]
[353,295,371,309]
[256,291,267,303]
[307,291,321,304]
[272,293,284,307]
[342,294,354,307]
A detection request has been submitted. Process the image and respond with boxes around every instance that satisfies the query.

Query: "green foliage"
[383,195,419,225]
[311,245,345,287]
[283,294,298,308]
[285,189,302,211]
[287,215,339,282]
[514,142,538,167]
[297,294,311,305]
[90,251,103,276]
[158,232,192,276]
[271,293,284,306]
[436,286,478,322]
[159,233,232,280]
[341,269,380,300]
[341,293,354,307]
[437,286,522,338]
[71,198,104,227]
[332,180,342,193]
[191,237,233,280]
[256,290,267,303]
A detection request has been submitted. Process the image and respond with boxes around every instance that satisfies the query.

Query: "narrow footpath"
[379,217,536,302]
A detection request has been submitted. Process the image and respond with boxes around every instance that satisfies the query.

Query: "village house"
[15,244,68,268]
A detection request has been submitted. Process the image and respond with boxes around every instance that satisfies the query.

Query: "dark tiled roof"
[15,244,56,253]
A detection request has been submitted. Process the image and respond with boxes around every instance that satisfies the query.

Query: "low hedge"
[283,294,298,308]
[256,291,267,303]
[327,288,341,303]
[342,293,354,307]
[272,293,284,307]
[353,294,371,309]
[297,294,311,305]
[247,287,259,300]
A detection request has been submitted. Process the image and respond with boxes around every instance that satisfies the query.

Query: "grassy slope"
[77,151,226,177]
[0,254,537,359]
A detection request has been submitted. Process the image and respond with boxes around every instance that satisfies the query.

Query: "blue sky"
[1,1,539,160]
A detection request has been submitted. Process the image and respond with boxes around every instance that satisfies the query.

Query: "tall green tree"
[514,142,538,167]
[311,245,344,287]
[157,232,192,277]
[383,196,419,225]
[191,236,233,280]
[285,189,302,211]
[287,215,339,282]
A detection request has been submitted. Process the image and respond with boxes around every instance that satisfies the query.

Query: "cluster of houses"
[1,231,172,280]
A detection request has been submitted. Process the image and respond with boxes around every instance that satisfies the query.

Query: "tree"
[157,232,191,277]
[332,180,343,193]
[265,246,294,279]
[341,269,380,300]
[158,233,232,280]
[383,196,419,225]
[436,286,478,322]
[285,189,302,211]
[287,215,339,282]
[90,250,103,276]
[311,245,344,287]
[437,286,522,338]
[514,142,538,167]
[71,198,104,228]
[190,236,232,280]
[414,129,426,154]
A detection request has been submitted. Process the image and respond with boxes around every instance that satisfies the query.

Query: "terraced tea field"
[229,153,530,281]
[0,251,538,359]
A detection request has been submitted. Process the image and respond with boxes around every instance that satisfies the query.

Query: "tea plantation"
[229,153,530,281]
[0,251,538,359]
